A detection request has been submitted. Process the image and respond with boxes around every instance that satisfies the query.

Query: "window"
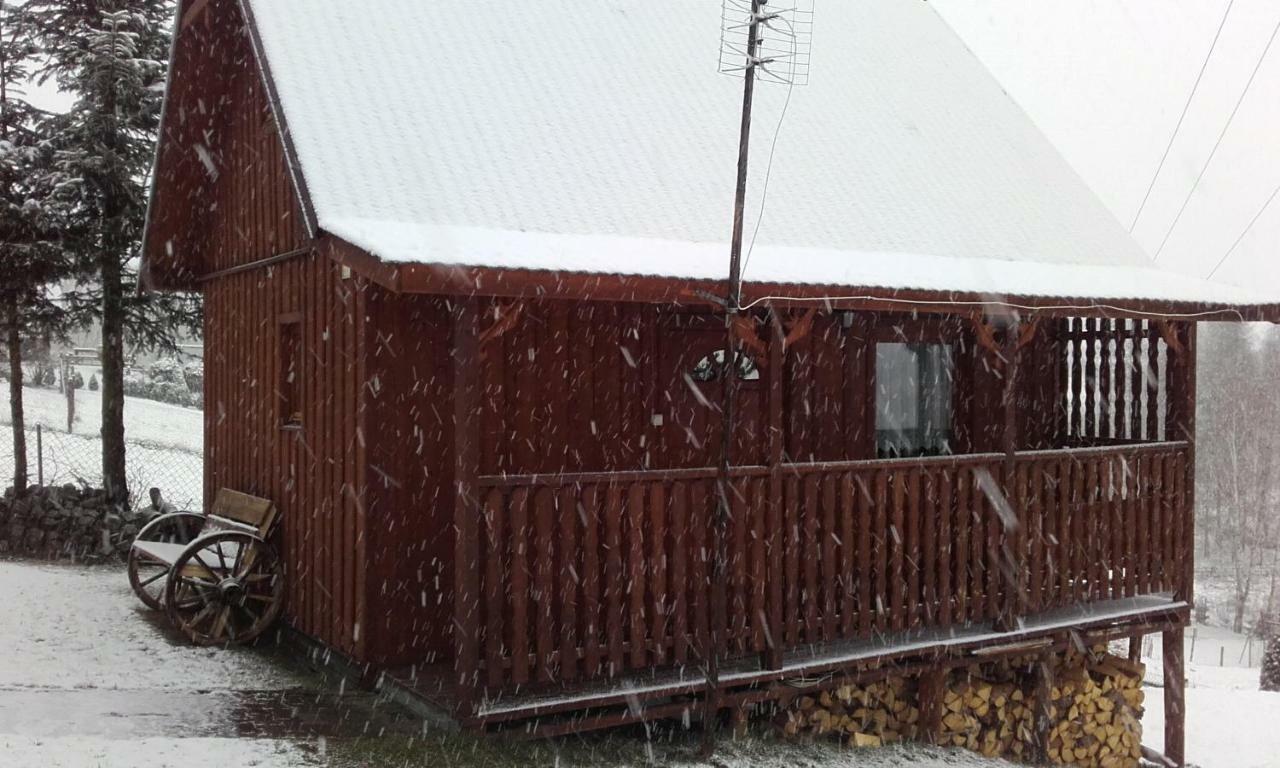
[279,318,302,427]
[688,348,761,383]
[875,343,953,458]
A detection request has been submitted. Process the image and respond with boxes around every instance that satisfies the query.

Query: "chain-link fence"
[0,421,203,511]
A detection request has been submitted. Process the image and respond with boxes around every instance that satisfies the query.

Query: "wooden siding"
[145,0,309,284]
[204,255,369,659]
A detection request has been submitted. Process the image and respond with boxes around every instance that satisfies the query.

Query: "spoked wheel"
[128,512,206,610]
[163,531,285,646]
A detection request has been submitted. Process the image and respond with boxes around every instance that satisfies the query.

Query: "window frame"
[278,313,303,430]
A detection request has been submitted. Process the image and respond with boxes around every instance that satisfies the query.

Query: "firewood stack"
[778,676,921,747]
[939,669,1034,760]
[1043,651,1145,768]
[777,647,1145,768]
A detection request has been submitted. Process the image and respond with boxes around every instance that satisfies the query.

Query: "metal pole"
[704,0,762,755]
[36,425,43,487]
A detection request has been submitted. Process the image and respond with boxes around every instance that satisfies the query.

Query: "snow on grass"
[0,386,204,508]
[4,384,202,453]
[0,735,318,768]
[0,561,298,692]
[1138,627,1280,768]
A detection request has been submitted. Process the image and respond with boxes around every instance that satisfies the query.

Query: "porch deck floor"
[388,594,1186,724]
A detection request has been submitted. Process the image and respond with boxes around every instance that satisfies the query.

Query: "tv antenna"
[705,0,815,757]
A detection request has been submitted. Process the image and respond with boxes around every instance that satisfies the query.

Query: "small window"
[876,343,953,458]
[688,348,761,383]
[279,318,302,427]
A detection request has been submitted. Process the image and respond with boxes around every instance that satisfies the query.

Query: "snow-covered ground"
[0,385,204,508]
[0,561,318,768]
[1136,627,1280,768]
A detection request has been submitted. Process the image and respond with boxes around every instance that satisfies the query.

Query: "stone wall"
[0,485,140,561]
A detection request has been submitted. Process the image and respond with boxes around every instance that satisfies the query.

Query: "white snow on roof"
[246,0,1276,307]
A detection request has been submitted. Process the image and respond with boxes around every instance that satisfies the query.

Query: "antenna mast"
[706,0,813,754]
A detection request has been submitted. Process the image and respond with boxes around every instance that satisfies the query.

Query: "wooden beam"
[1163,627,1186,767]
[764,309,785,670]
[995,319,1024,632]
[452,300,482,718]
[395,262,1280,322]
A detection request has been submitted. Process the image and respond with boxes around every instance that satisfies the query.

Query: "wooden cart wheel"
[163,531,285,646]
[127,511,206,610]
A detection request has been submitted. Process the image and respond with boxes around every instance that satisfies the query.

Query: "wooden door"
[658,326,766,469]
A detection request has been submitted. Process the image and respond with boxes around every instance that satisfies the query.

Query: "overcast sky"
[932,0,1280,289]
[24,2,1277,291]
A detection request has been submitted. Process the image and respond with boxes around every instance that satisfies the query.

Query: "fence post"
[36,425,43,487]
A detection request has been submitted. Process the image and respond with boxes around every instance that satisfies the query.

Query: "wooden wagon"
[127,489,285,646]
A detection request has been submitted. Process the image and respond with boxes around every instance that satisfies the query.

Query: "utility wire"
[1130,0,1236,233]
[741,14,799,279]
[1206,180,1280,279]
[1153,11,1280,261]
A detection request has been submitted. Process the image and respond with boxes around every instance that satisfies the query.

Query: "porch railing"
[469,441,1189,691]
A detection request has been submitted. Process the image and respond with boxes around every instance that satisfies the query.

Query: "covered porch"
[438,300,1199,741]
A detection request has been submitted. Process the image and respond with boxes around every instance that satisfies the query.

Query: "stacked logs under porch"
[779,646,1147,768]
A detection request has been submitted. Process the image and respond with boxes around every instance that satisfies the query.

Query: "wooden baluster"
[604,485,625,675]
[582,484,602,677]
[484,488,506,689]
[803,473,821,640]
[670,481,689,665]
[627,483,647,670]
[534,487,557,681]
[510,488,531,684]
[559,486,580,681]
[821,473,839,641]
[840,472,857,637]
[649,482,668,666]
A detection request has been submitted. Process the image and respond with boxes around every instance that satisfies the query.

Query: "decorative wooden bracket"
[971,312,1004,361]
[1156,320,1186,357]
[783,308,817,350]
[732,316,770,361]
[970,313,1037,364]
[478,301,524,351]
[1016,318,1041,351]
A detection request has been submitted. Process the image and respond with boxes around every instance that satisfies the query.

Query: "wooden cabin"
[142,0,1279,761]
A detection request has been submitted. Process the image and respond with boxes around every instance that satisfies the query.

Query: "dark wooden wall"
[450,303,1066,478]
[204,256,370,661]
[145,0,309,285]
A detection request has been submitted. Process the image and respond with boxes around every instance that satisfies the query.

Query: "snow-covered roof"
[244,0,1276,309]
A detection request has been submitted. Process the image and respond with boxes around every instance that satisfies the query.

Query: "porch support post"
[452,298,482,718]
[1163,627,1186,766]
[765,308,785,670]
[1167,323,1197,604]
[996,315,1024,632]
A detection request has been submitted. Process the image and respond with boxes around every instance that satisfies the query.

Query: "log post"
[1162,627,1186,767]
[997,315,1024,632]
[452,299,482,718]
[765,308,785,670]
[917,666,947,743]
[1032,651,1055,764]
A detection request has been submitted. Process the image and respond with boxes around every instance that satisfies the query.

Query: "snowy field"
[0,385,204,508]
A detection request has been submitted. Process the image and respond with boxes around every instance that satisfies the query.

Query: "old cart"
[127,489,285,645]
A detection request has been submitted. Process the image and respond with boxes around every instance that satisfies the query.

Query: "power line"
[1153,11,1280,261]
[1130,0,1235,232]
[1206,180,1280,279]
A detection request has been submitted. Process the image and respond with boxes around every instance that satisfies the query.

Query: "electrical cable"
[1206,180,1280,279]
[1153,11,1280,261]
[1130,0,1236,232]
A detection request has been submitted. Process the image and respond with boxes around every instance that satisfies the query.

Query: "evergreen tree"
[0,0,70,494]
[26,0,196,504]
